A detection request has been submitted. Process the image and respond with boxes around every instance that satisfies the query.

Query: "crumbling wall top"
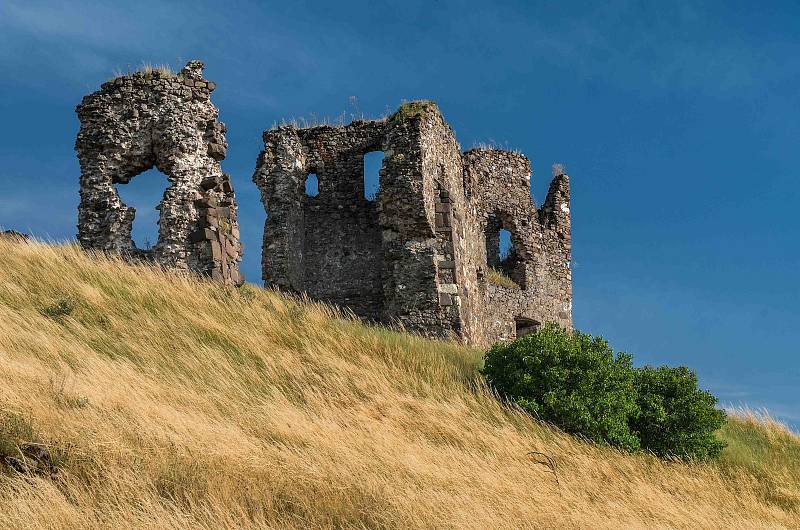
[76,60,243,285]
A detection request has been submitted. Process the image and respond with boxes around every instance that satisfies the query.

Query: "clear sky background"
[1,1,797,429]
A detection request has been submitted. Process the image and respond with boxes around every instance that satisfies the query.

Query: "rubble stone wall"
[253,121,387,318]
[462,149,572,343]
[75,64,570,345]
[75,60,243,285]
[254,101,572,346]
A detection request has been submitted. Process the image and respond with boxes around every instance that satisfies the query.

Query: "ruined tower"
[75,61,243,285]
[252,101,571,346]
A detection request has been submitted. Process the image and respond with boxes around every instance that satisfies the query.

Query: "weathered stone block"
[189,228,216,243]
[210,241,222,260]
[225,240,239,258]
[439,283,458,294]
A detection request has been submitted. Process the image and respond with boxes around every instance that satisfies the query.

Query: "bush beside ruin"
[482,324,727,460]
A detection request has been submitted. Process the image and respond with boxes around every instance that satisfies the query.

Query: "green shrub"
[482,324,640,451]
[481,324,728,460]
[631,366,726,460]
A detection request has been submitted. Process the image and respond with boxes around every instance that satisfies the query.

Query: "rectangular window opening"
[305,173,319,197]
[363,151,384,201]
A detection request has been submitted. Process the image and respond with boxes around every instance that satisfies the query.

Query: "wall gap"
[115,167,168,250]
[499,228,513,261]
[305,173,319,197]
[485,216,525,289]
[515,317,540,338]
[363,151,384,201]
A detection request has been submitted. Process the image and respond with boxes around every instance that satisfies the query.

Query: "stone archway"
[75,61,243,285]
[484,211,528,289]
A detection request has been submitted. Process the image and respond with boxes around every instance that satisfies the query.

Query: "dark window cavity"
[515,317,540,337]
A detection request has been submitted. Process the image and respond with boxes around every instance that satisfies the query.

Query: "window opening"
[515,317,540,338]
[305,173,319,197]
[485,215,526,289]
[115,167,167,250]
[363,151,384,200]
[499,228,513,261]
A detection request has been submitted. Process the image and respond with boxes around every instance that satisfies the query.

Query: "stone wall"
[253,101,572,346]
[75,63,570,345]
[75,61,243,285]
[463,149,572,343]
[252,120,386,318]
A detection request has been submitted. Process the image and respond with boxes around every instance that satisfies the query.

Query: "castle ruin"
[75,61,244,285]
[75,60,572,347]
[252,101,571,347]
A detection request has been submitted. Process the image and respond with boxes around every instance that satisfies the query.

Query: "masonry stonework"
[75,61,243,285]
[253,101,572,347]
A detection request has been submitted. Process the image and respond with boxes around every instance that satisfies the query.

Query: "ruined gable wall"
[253,121,387,319]
[462,149,572,344]
[538,171,573,326]
[298,123,386,318]
[75,61,243,285]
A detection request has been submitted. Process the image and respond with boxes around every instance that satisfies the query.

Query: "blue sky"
[1,1,797,429]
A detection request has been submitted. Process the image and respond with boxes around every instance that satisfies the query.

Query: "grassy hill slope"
[0,239,798,529]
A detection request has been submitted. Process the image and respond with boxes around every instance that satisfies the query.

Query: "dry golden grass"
[0,239,798,529]
[486,267,520,289]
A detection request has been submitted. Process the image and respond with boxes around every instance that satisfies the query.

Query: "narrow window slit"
[499,228,513,261]
[305,173,319,197]
[363,151,384,201]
